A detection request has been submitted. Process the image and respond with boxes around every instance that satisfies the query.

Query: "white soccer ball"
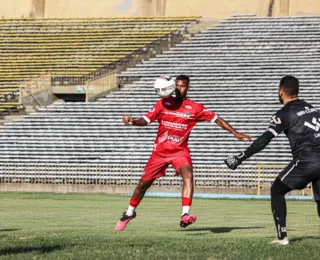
[154,76,176,97]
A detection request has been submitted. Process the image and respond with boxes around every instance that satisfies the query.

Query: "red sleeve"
[143,100,162,124]
[195,104,217,122]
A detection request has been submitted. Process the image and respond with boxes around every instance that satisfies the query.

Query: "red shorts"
[142,150,192,180]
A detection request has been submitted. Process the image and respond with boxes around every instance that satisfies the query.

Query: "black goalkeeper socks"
[270,178,292,239]
[317,201,320,217]
[272,201,287,239]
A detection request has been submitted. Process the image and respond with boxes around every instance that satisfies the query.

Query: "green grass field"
[0,192,319,260]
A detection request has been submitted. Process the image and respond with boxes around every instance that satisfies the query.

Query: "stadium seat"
[1,15,320,186]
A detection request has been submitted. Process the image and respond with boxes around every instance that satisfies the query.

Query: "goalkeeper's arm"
[224,130,275,170]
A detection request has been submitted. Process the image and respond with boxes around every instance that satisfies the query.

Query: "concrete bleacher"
[0,17,199,88]
[0,17,199,121]
[1,15,320,183]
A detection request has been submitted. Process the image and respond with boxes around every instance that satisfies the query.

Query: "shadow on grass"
[0,229,20,232]
[290,236,320,243]
[179,226,264,233]
[0,245,62,256]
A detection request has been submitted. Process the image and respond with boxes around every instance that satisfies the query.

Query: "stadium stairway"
[1,15,320,179]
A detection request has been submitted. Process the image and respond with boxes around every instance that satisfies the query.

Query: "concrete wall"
[21,73,57,107]
[1,0,320,18]
[45,0,140,18]
[166,0,268,19]
[293,0,320,16]
[0,0,32,18]
[0,184,310,196]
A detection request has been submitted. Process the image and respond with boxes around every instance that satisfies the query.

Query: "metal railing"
[257,164,312,196]
[0,163,313,196]
[0,164,257,187]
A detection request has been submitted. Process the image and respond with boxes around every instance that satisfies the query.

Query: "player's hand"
[123,114,134,125]
[224,152,247,170]
[233,132,252,141]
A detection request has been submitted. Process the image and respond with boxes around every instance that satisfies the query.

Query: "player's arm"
[123,114,148,126]
[215,117,252,141]
[123,100,161,126]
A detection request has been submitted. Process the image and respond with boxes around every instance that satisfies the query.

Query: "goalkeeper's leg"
[312,179,320,217]
[270,177,292,241]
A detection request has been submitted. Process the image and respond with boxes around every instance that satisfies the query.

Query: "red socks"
[130,198,140,208]
[182,197,192,206]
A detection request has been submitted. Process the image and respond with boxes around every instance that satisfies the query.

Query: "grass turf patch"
[0,193,319,259]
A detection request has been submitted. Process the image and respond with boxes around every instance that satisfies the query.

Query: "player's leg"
[177,162,196,227]
[115,153,167,231]
[179,164,194,214]
[270,177,292,245]
[114,178,155,231]
[312,179,320,217]
[125,178,155,216]
[114,179,154,231]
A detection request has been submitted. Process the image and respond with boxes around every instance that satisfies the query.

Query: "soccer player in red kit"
[115,75,251,231]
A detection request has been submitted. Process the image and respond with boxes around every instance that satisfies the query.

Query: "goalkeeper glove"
[224,152,248,170]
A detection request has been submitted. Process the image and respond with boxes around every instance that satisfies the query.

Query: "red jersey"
[143,97,217,155]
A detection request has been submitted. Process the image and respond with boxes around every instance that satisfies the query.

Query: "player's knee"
[270,183,279,197]
[137,179,152,192]
[179,165,193,182]
[183,170,193,182]
[271,178,291,197]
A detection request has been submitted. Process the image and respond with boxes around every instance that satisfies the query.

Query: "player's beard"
[174,89,183,102]
[278,93,284,104]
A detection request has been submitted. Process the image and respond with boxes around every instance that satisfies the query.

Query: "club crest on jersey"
[185,105,192,110]
[183,112,190,118]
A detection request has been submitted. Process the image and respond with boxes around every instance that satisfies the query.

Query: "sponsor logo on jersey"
[297,106,318,116]
[167,134,183,144]
[161,120,188,130]
[158,130,169,143]
[304,117,320,131]
[162,111,195,119]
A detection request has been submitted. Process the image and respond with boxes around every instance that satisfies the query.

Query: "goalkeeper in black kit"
[225,76,320,245]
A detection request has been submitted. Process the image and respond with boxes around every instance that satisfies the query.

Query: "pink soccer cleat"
[180,213,197,228]
[114,212,136,231]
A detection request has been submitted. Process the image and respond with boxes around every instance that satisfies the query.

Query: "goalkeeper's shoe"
[114,212,136,231]
[180,213,196,228]
[270,237,289,246]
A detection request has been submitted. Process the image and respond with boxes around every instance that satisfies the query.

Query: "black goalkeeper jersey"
[267,99,320,160]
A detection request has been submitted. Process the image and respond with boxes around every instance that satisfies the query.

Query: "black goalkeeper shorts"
[279,158,320,201]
